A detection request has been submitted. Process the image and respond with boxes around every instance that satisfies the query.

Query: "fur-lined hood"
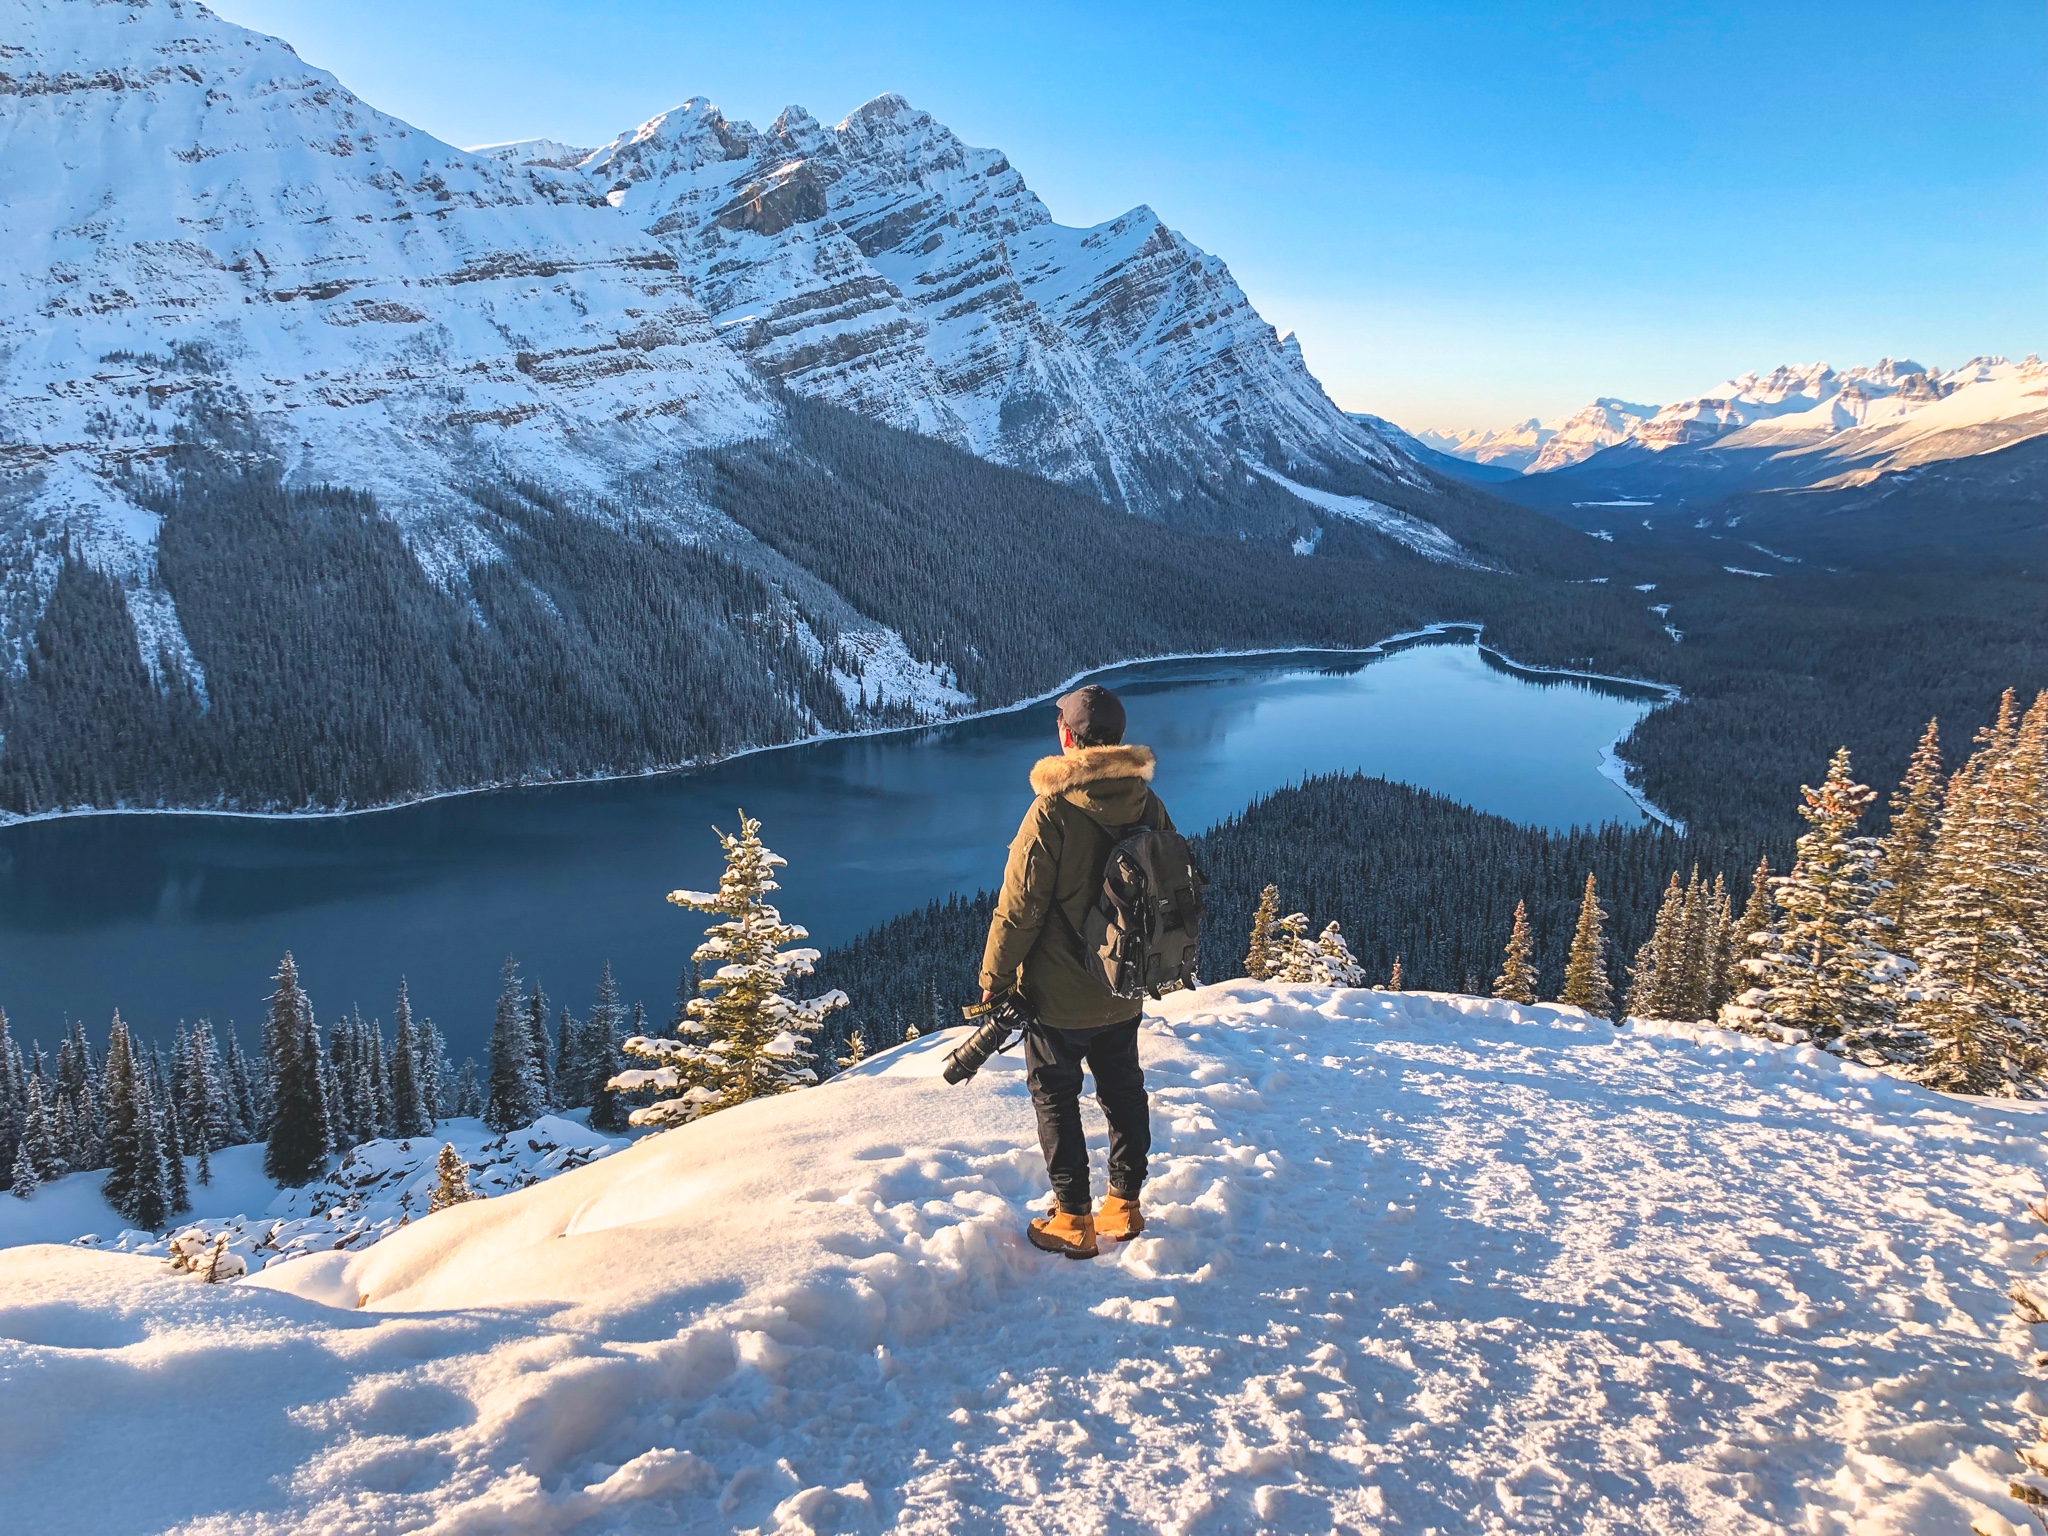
[1029,743,1155,798]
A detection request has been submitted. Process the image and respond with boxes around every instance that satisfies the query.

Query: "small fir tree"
[1875,718,1945,936]
[1722,857,1775,1023]
[1559,873,1613,1018]
[1268,911,1319,982]
[610,813,848,1126]
[838,1029,869,1069]
[1311,921,1368,987]
[1491,900,1539,1004]
[1387,956,1404,991]
[427,1143,479,1213]
[1245,885,1281,981]
[9,1149,35,1200]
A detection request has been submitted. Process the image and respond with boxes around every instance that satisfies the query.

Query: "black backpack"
[1073,822,1209,999]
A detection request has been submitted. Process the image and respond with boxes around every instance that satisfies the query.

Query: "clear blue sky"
[211,0,2042,431]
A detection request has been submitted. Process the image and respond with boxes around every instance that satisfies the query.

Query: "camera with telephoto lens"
[942,993,1032,1085]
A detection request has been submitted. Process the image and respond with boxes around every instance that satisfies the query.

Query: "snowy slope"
[4,986,2043,1534]
[0,1115,625,1267]
[0,0,780,671]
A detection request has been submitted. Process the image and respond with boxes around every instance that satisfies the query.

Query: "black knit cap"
[1056,684,1126,746]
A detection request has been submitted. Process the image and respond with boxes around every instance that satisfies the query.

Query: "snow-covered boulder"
[3,985,2044,1533]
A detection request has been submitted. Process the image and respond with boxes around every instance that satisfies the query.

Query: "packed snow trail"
[2,987,2043,1534]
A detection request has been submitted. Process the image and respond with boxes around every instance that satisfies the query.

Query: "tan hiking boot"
[1028,1206,1099,1259]
[1096,1191,1144,1242]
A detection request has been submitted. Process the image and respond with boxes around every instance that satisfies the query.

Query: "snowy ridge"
[1416,356,2048,478]
[4,986,2041,1533]
[576,93,1406,510]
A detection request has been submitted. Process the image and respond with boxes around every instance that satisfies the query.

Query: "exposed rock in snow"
[3,986,2040,1533]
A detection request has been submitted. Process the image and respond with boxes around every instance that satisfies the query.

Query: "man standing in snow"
[981,684,1172,1260]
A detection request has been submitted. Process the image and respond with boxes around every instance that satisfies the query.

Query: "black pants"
[1024,1018,1150,1216]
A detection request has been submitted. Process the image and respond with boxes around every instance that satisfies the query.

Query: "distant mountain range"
[1375,357,2048,572]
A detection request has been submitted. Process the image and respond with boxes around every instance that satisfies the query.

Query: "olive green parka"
[979,743,1176,1029]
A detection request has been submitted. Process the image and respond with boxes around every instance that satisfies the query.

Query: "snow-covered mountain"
[536,93,1406,507]
[6,987,2042,1532]
[1415,357,2048,481]
[0,0,1480,818]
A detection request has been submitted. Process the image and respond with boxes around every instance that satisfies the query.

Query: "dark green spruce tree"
[485,957,534,1134]
[264,954,330,1186]
[389,981,428,1139]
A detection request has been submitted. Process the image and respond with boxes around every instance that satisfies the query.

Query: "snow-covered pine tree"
[585,963,631,1133]
[1491,900,1539,1004]
[1720,857,1775,1026]
[524,983,555,1112]
[100,1014,145,1220]
[224,1028,259,1143]
[1558,873,1614,1018]
[1268,911,1319,982]
[9,1145,34,1199]
[1625,873,1686,1019]
[553,1004,586,1109]
[454,1058,482,1120]
[1670,869,1715,1019]
[1701,875,1737,1016]
[1245,884,1281,980]
[420,1018,450,1124]
[427,1143,479,1213]
[181,1019,229,1163]
[1905,691,2048,1093]
[0,1010,21,1189]
[838,1029,868,1069]
[1312,921,1368,986]
[1875,718,1945,937]
[55,1021,102,1172]
[612,813,848,1127]
[1744,749,1909,1061]
[485,958,536,1134]
[19,1076,64,1183]
[263,954,330,1186]
[389,981,428,1139]
[160,1086,191,1218]
[1387,956,1404,990]
[367,1015,393,1138]
[103,1017,170,1230]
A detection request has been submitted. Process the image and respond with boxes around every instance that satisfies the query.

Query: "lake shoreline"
[0,623,1685,834]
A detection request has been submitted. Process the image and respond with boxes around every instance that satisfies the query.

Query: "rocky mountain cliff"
[499,93,1408,510]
